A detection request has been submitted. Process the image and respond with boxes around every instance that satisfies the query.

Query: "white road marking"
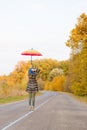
[1,94,56,130]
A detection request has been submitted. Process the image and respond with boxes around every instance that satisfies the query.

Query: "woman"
[26,67,39,111]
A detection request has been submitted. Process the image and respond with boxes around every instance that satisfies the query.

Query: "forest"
[0,13,87,98]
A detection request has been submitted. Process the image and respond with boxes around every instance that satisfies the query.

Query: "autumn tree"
[48,68,64,81]
[66,13,87,95]
[0,58,69,97]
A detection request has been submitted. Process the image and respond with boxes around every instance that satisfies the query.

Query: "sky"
[0,0,87,75]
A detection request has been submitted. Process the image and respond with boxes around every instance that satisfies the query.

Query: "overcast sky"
[0,0,87,75]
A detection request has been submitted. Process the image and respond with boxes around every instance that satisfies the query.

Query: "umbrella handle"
[31,55,33,66]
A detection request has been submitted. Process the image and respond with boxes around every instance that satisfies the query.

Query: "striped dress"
[26,74,38,92]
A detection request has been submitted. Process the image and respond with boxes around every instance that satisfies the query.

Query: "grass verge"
[0,92,41,104]
[67,92,87,104]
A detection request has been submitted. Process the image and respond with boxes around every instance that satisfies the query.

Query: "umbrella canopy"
[21,49,42,56]
[21,48,42,66]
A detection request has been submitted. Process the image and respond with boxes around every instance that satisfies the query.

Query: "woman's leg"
[29,92,32,106]
[32,92,36,108]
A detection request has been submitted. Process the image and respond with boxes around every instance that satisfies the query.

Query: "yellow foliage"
[0,58,68,97]
[44,76,65,91]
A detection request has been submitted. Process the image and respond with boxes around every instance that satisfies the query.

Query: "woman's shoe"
[29,106,32,111]
[31,106,34,111]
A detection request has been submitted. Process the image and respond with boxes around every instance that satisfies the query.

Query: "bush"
[71,82,86,96]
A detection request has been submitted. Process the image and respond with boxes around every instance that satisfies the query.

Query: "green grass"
[0,95,28,104]
[0,92,41,104]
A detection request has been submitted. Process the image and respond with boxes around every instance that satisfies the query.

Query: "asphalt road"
[0,91,87,130]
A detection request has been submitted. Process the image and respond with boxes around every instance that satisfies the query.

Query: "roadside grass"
[1,91,87,105]
[67,92,87,104]
[0,92,41,104]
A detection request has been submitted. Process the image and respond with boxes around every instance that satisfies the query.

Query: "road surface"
[0,91,87,130]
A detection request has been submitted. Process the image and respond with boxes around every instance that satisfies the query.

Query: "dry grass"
[66,92,87,104]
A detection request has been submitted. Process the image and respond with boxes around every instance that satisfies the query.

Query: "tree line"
[65,13,87,96]
[0,13,87,98]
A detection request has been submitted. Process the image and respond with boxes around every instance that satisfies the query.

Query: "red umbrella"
[21,48,42,66]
